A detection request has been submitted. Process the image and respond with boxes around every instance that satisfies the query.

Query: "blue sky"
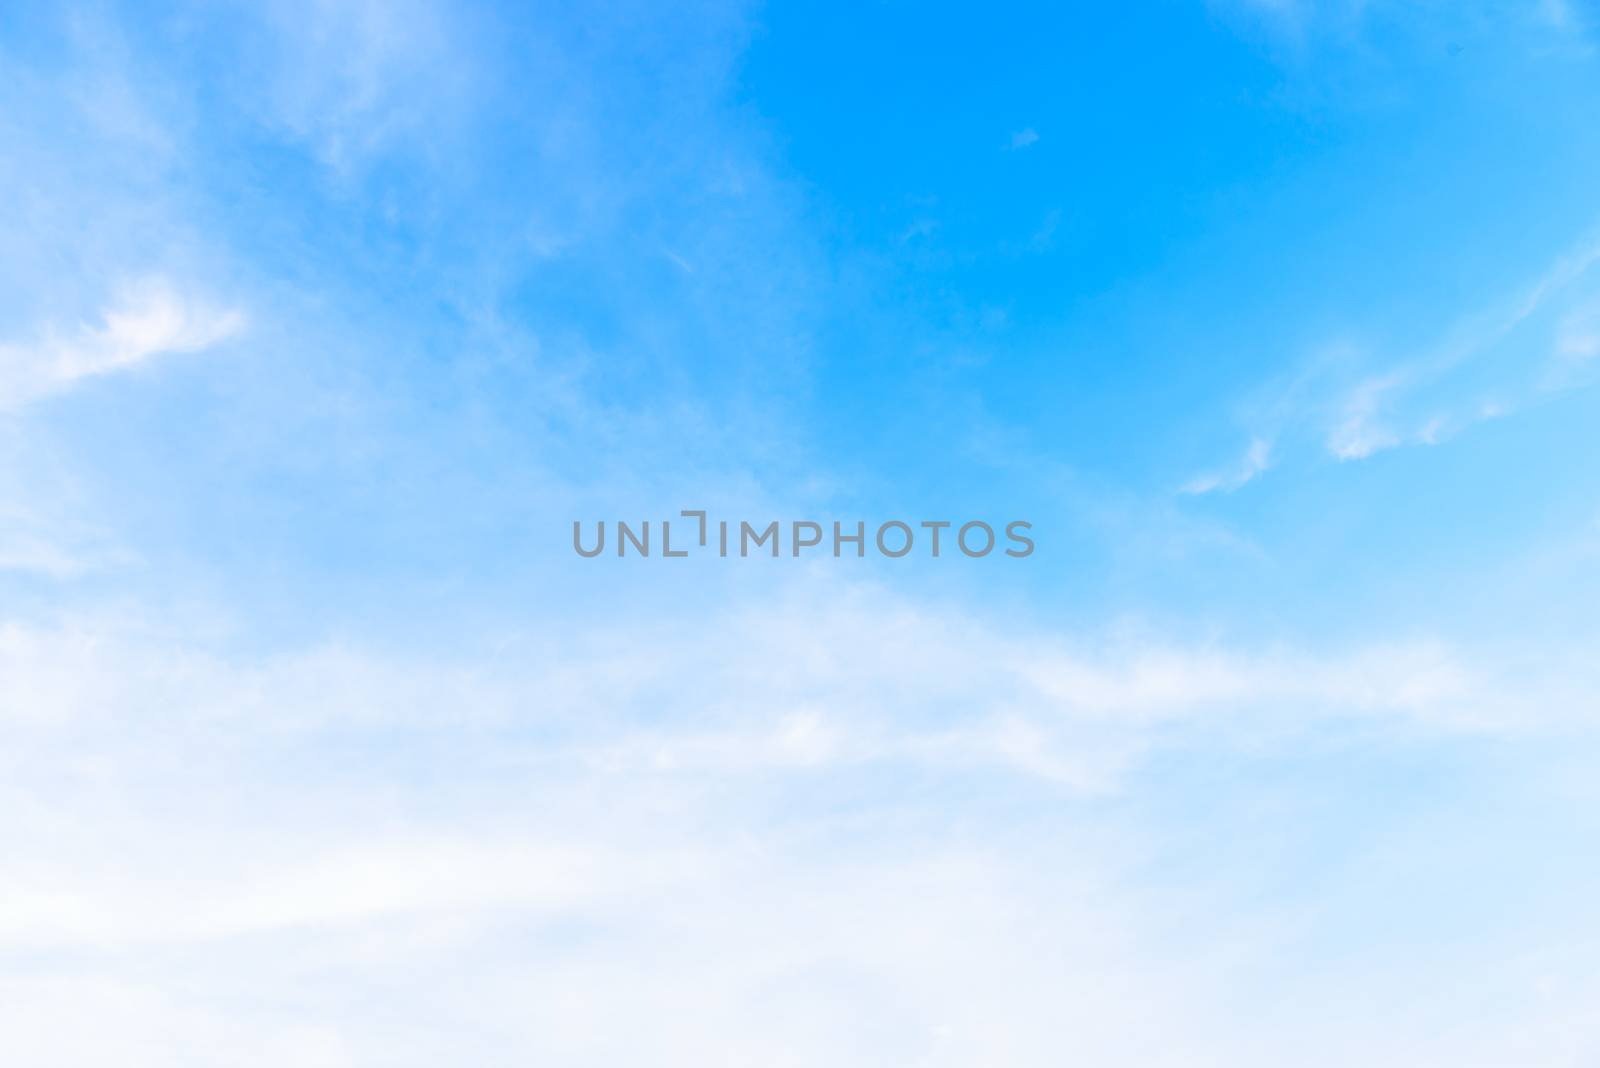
[3,2,1600,1064]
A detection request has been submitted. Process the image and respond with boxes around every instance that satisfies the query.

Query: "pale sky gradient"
[3,2,1600,1064]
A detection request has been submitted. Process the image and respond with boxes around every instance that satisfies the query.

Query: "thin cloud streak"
[0,280,244,411]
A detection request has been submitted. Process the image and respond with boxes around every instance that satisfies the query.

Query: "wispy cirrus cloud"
[1186,230,1600,487]
[1181,437,1272,494]
[1320,232,1600,460]
[0,279,244,411]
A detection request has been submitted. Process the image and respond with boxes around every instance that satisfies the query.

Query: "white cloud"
[1558,330,1600,361]
[0,581,1563,780]
[1,587,1597,1064]
[1193,230,1600,479]
[0,279,241,578]
[1555,299,1600,364]
[1008,127,1039,150]
[0,836,642,949]
[1325,373,1402,460]
[1182,436,1272,493]
[0,279,244,410]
